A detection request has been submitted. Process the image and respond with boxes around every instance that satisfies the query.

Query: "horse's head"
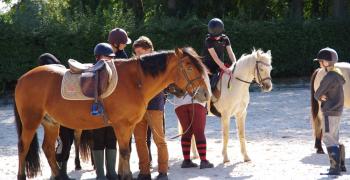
[253,49,273,92]
[170,47,211,102]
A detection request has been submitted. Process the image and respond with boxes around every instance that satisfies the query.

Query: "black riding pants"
[56,126,75,162]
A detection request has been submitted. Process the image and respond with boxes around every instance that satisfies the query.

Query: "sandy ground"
[1,85,350,179]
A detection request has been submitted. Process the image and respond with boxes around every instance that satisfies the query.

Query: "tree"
[289,0,304,19]
[332,0,347,19]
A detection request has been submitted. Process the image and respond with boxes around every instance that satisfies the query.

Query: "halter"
[236,60,272,88]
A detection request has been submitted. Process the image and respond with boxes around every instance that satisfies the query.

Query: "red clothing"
[175,103,208,160]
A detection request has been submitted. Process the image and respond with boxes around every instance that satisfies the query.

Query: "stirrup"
[91,102,104,116]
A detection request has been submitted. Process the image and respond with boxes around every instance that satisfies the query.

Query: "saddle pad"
[61,60,118,100]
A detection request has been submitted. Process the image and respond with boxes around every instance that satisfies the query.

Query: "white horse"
[311,62,350,154]
[210,49,273,162]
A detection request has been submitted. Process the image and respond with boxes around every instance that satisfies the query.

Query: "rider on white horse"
[202,18,237,98]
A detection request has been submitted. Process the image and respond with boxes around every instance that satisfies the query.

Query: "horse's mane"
[254,49,272,65]
[139,51,172,77]
[239,49,272,65]
[138,47,207,78]
[182,47,207,75]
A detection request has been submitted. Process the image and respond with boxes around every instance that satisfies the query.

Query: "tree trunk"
[311,0,320,18]
[289,0,304,19]
[332,0,347,19]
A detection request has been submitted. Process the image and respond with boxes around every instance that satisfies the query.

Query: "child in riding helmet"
[91,43,119,180]
[108,28,132,58]
[202,18,237,90]
[314,47,346,176]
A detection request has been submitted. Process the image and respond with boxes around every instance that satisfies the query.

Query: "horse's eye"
[187,67,193,71]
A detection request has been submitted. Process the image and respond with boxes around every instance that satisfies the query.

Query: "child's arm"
[226,45,237,65]
[208,48,230,73]
[314,74,333,101]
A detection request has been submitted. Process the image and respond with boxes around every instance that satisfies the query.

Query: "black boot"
[57,161,75,180]
[93,150,107,180]
[105,149,118,180]
[200,160,214,169]
[137,173,151,180]
[181,159,198,168]
[321,146,341,175]
[340,144,347,172]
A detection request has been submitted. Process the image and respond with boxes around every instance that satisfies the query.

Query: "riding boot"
[105,149,118,180]
[93,150,107,180]
[57,161,75,180]
[321,146,341,175]
[340,144,347,172]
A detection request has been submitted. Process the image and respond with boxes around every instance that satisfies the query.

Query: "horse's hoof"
[17,174,26,180]
[244,157,251,162]
[316,149,325,154]
[118,173,132,180]
[223,159,230,163]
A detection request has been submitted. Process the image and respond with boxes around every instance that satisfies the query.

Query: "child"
[314,47,346,175]
[174,94,214,169]
[202,18,237,92]
[132,36,169,180]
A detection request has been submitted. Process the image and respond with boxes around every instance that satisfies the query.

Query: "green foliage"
[0,0,350,94]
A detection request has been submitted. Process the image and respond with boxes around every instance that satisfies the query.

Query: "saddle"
[68,59,111,98]
[61,59,118,101]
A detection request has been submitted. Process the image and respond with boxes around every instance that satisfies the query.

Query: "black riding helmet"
[94,43,115,57]
[208,18,224,37]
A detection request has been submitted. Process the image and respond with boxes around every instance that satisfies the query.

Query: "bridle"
[236,61,272,88]
[174,56,203,97]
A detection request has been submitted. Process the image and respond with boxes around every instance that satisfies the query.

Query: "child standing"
[314,47,346,175]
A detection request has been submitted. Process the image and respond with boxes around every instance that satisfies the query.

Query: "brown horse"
[14,47,211,180]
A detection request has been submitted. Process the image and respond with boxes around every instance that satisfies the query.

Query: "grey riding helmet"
[208,18,224,37]
[94,43,115,57]
[313,47,338,63]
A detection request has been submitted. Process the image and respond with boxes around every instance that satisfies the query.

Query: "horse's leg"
[221,113,231,163]
[313,115,325,154]
[113,123,133,180]
[41,120,60,178]
[191,135,198,159]
[15,106,43,179]
[74,129,82,170]
[236,111,251,162]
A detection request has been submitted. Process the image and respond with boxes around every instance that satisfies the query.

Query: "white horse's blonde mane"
[233,49,272,74]
[239,49,272,65]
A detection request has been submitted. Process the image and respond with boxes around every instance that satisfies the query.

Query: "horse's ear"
[256,50,261,58]
[175,48,184,57]
[266,50,271,56]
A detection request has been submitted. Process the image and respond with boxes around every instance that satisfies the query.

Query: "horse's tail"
[310,68,324,152]
[79,130,93,162]
[14,100,41,178]
[311,68,320,122]
[210,101,221,117]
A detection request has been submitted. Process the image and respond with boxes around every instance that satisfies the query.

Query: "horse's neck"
[231,56,255,88]
[138,59,177,102]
